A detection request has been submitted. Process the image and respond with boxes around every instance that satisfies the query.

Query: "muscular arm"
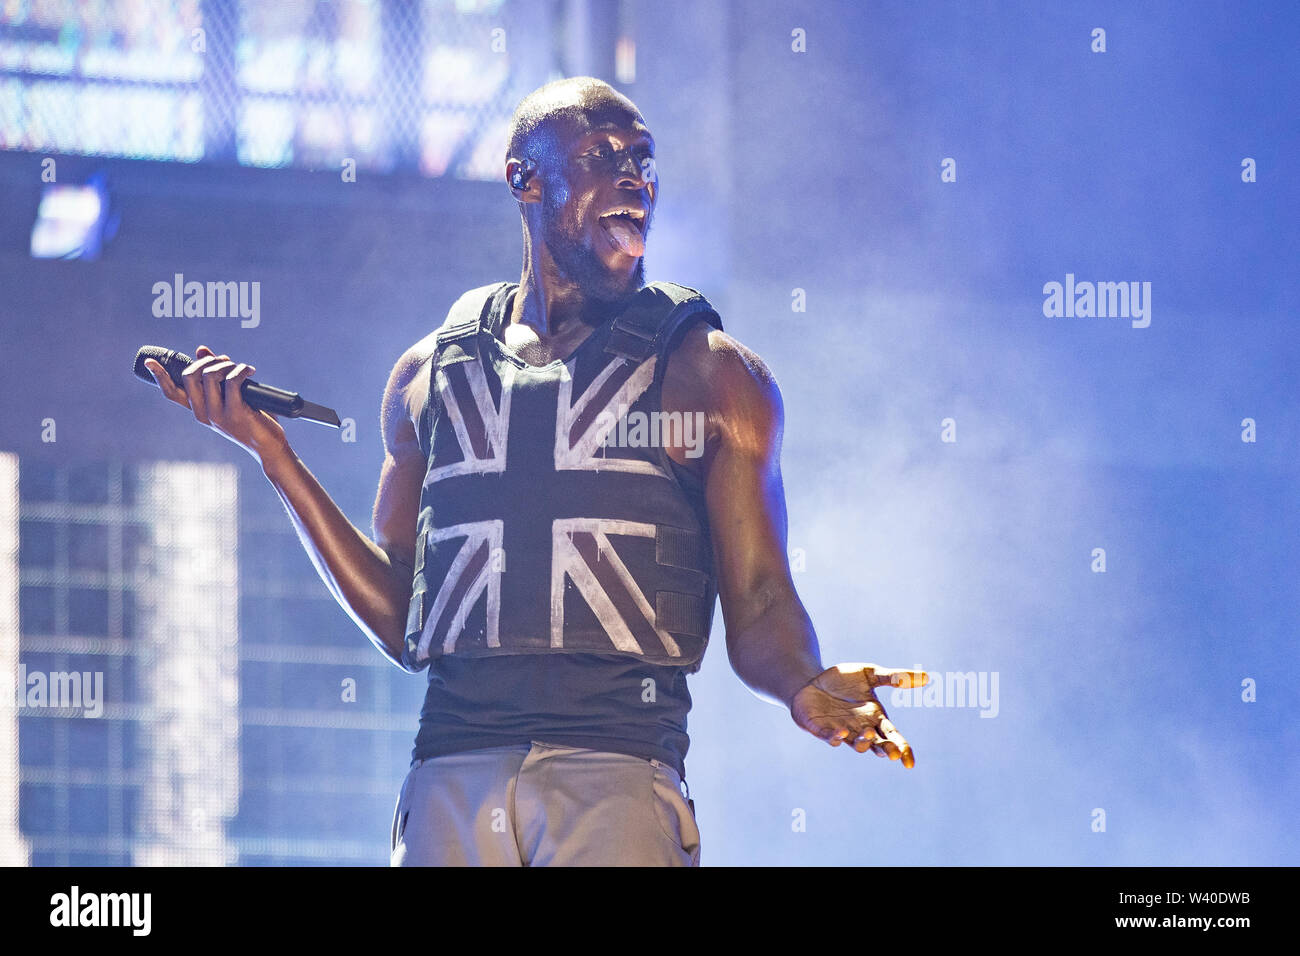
[664,326,927,763]
[260,339,433,669]
[144,340,432,668]
[671,328,824,707]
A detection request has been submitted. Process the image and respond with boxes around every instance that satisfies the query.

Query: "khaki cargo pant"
[390,740,701,866]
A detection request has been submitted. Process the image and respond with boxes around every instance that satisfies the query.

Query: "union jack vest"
[402,280,723,673]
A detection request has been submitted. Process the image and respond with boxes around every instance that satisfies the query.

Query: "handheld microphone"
[133,345,342,428]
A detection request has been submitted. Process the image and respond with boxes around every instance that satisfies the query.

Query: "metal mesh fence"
[0,0,565,180]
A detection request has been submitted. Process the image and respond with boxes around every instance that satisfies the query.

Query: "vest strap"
[419,282,511,460]
[605,281,722,362]
[656,525,709,575]
[655,591,709,639]
[434,282,509,370]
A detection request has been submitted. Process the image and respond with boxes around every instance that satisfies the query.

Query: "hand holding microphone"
[135,344,339,468]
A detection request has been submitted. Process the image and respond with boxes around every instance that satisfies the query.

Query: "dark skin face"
[504,91,658,357]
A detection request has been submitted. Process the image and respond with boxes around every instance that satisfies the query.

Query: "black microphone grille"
[133,345,193,387]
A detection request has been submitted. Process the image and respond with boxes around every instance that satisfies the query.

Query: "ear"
[506,158,538,202]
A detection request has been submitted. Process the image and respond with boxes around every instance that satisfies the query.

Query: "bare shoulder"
[666,323,784,451]
[380,330,440,455]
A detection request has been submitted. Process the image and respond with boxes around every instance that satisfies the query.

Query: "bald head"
[506,76,642,169]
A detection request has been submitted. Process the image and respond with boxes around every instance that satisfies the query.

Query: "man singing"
[145,76,928,867]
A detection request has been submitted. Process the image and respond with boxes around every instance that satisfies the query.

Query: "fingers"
[223,362,258,421]
[813,663,930,702]
[854,700,906,763]
[170,347,255,430]
[225,361,256,393]
[143,358,190,409]
[828,708,917,768]
[180,352,224,425]
[861,703,901,761]
[839,721,888,758]
[807,720,862,752]
[201,358,236,418]
[837,700,891,756]
[829,723,900,762]
[807,720,850,746]
[877,716,915,768]
[868,667,930,691]
[815,723,913,766]
[849,725,880,753]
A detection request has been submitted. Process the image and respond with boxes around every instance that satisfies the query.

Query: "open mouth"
[597,206,647,257]
[598,208,646,232]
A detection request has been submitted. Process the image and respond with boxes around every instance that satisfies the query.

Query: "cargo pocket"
[649,759,701,867]
[390,768,413,862]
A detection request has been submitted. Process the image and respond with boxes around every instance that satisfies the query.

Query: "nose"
[614,150,655,193]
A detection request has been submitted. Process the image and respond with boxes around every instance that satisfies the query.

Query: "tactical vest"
[402,280,722,674]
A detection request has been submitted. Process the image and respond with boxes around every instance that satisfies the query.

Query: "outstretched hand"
[790,663,929,768]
